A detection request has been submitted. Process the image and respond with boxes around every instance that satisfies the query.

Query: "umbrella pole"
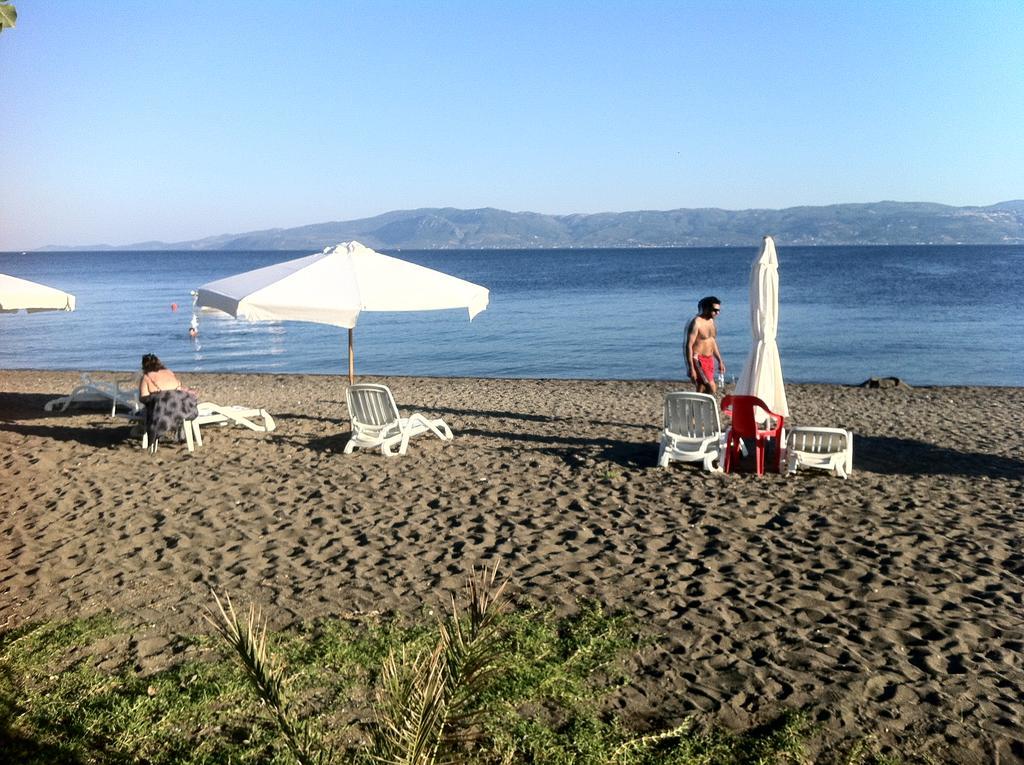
[347,328,355,385]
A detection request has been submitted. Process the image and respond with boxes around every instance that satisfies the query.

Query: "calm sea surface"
[1,246,1022,386]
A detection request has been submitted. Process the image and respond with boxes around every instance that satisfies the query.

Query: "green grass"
[0,614,287,764]
[0,597,821,765]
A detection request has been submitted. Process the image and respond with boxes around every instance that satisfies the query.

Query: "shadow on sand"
[0,421,132,449]
[407,402,650,431]
[461,428,655,469]
[853,435,1024,479]
[0,392,105,422]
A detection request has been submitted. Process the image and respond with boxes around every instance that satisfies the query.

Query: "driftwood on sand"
[859,376,913,389]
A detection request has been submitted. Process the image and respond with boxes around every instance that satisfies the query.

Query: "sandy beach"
[1,370,1022,762]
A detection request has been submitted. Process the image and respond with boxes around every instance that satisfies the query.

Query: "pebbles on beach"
[1,370,1022,762]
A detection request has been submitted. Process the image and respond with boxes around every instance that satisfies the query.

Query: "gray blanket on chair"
[144,390,199,444]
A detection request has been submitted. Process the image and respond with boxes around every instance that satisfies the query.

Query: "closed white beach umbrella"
[195,241,489,383]
[0,273,76,313]
[735,235,789,417]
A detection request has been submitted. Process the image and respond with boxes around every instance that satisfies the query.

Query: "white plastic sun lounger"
[344,383,452,456]
[44,373,143,417]
[191,403,276,446]
[128,402,272,453]
[657,391,725,472]
[785,426,853,478]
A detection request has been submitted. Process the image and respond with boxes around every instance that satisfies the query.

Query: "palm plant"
[209,563,510,765]
[207,592,333,765]
[370,564,509,764]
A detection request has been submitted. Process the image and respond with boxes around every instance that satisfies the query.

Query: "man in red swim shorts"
[685,296,726,394]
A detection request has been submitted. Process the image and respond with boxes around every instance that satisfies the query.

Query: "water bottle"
[715,370,725,390]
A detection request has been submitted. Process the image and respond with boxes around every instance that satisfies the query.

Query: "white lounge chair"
[657,391,724,472]
[192,403,276,446]
[785,426,853,479]
[44,373,143,417]
[129,402,272,453]
[344,383,452,456]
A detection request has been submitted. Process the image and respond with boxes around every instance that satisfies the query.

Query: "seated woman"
[139,353,184,399]
[138,353,198,449]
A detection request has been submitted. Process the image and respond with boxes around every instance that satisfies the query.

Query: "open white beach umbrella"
[735,235,789,417]
[0,274,76,313]
[194,241,489,383]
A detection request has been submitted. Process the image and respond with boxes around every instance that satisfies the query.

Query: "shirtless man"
[685,296,726,394]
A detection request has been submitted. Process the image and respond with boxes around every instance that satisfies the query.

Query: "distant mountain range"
[40,200,1024,251]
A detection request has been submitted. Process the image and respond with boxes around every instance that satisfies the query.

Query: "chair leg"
[835,455,849,479]
[723,435,737,473]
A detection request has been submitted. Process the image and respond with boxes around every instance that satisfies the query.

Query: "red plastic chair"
[720,395,785,475]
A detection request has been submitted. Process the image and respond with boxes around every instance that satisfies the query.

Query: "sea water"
[1,245,1022,386]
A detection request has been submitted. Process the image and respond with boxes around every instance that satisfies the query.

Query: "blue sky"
[2,0,1022,250]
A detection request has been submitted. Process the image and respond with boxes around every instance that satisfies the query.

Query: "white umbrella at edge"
[0,274,76,313]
